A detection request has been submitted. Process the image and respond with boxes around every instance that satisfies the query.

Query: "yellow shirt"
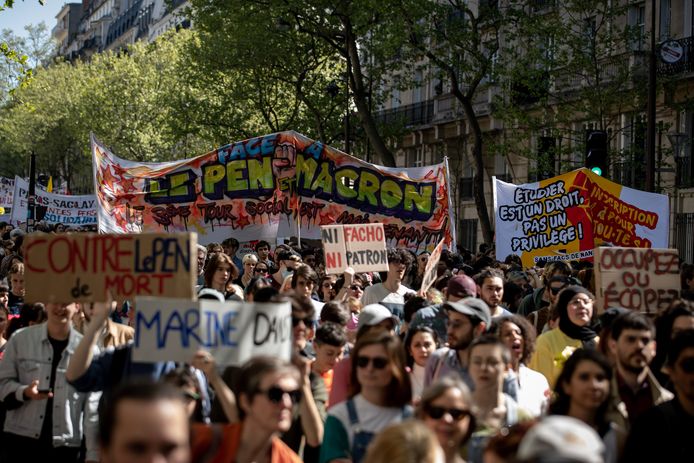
[528,328,597,388]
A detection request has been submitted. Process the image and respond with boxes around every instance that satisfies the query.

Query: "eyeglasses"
[550,285,566,295]
[257,386,302,404]
[292,316,314,327]
[350,284,363,291]
[425,405,471,421]
[678,357,694,373]
[254,268,268,273]
[356,355,389,369]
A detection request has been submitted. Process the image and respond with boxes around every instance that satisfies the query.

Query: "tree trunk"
[455,92,494,246]
[343,19,396,167]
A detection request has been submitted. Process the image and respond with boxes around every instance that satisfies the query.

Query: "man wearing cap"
[410,274,477,343]
[423,298,519,398]
[423,298,491,390]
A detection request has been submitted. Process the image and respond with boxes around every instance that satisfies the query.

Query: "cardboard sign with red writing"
[594,247,680,314]
[24,232,197,303]
[321,223,389,274]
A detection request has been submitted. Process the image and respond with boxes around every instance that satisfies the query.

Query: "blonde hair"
[364,420,441,463]
[242,253,258,265]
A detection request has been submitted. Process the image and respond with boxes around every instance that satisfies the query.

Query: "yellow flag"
[47,176,53,192]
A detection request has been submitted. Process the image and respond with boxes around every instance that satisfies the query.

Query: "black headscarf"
[556,285,598,348]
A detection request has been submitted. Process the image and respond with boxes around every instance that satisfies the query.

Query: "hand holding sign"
[90,292,116,329]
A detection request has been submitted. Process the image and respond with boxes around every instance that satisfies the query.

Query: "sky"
[0,1,65,37]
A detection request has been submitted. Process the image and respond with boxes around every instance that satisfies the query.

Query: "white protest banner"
[24,232,197,303]
[419,237,445,295]
[10,176,97,227]
[0,177,14,209]
[132,297,292,364]
[321,223,389,274]
[494,169,669,268]
[594,247,680,314]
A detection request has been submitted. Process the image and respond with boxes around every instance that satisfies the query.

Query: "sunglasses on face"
[678,357,694,373]
[356,355,389,369]
[258,386,302,404]
[292,316,314,327]
[350,284,364,291]
[254,268,268,273]
[426,405,471,421]
[550,285,567,295]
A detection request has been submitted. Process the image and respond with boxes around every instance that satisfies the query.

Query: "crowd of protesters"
[0,219,693,462]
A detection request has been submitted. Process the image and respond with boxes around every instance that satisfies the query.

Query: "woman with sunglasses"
[529,285,599,388]
[254,262,270,278]
[192,356,302,462]
[320,331,412,463]
[527,275,569,334]
[549,348,623,463]
[417,376,474,463]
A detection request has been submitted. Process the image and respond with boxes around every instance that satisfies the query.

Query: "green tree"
[0,30,224,191]
[496,0,646,181]
[190,0,410,166]
[0,1,49,92]
[395,0,520,244]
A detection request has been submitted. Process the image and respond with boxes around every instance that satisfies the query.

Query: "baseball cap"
[447,274,477,299]
[443,297,491,327]
[357,304,398,331]
[517,416,604,463]
[9,228,25,239]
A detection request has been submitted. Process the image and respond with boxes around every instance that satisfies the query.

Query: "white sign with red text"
[321,223,389,274]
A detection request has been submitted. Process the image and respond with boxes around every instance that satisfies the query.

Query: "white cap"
[517,416,605,463]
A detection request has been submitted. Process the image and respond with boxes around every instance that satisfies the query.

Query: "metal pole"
[646,0,657,192]
[27,151,36,232]
[345,29,351,155]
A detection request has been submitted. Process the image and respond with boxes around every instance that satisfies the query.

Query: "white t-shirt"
[517,364,550,417]
[327,394,408,449]
[361,282,411,306]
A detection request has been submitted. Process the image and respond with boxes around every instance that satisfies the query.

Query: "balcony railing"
[658,36,694,76]
[374,100,434,127]
[612,160,646,190]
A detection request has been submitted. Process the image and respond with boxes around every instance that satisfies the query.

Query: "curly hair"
[494,315,537,365]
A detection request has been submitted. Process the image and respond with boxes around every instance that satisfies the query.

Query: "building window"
[494,154,512,183]
[628,3,646,51]
[459,219,478,255]
[459,176,474,200]
[675,213,694,264]
[659,0,671,41]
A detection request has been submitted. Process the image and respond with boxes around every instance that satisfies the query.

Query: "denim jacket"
[0,324,99,458]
